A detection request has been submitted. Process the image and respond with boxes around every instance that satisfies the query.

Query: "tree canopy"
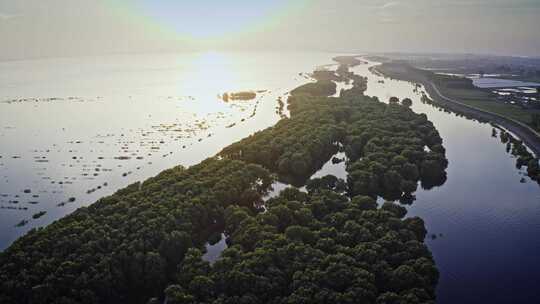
[0,57,446,304]
[164,189,438,304]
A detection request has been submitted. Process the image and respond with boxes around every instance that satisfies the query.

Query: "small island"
[222,91,257,102]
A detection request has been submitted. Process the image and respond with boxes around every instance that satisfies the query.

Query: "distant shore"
[374,62,540,157]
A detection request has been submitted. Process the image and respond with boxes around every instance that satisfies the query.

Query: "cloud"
[375,1,401,24]
[0,13,21,21]
[379,1,400,9]
[353,1,401,11]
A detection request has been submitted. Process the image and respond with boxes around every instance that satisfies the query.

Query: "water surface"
[472,77,540,89]
[0,51,333,249]
[354,59,540,304]
[2,54,540,304]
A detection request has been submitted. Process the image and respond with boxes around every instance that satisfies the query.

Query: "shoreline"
[0,59,444,303]
[374,64,540,157]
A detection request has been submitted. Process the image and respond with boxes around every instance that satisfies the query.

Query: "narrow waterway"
[353,59,540,304]
[190,58,540,303]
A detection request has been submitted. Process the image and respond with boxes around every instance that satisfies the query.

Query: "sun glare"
[114,0,299,40]
[189,51,241,95]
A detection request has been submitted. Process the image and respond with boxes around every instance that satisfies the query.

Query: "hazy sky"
[1,0,539,60]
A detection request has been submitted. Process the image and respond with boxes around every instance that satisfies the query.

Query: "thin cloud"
[375,1,402,24]
[379,1,400,9]
[0,13,21,21]
[354,1,401,11]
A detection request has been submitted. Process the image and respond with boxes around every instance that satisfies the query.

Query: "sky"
[1,0,539,60]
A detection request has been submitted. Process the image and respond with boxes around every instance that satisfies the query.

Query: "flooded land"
[1,53,539,304]
[0,52,333,248]
[2,1,538,303]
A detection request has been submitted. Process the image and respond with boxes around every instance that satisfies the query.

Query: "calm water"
[1,54,540,303]
[0,51,334,249]
[353,60,540,304]
[472,77,540,89]
[211,59,540,303]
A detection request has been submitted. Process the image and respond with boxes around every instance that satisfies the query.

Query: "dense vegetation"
[220,94,344,185]
[162,188,438,304]
[0,159,273,304]
[221,65,447,196]
[344,98,447,201]
[499,129,540,183]
[533,113,540,131]
[290,70,339,97]
[0,57,446,304]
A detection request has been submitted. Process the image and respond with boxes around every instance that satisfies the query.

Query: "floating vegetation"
[0,206,28,211]
[15,219,29,227]
[0,79,280,245]
[499,129,539,184]
[32,211,47,219]
[2,97,98,104]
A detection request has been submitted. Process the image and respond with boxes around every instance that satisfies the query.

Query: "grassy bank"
[379,62,540,132]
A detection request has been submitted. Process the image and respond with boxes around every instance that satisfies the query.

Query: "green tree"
[402,98,413,108]
[389,97,400,104]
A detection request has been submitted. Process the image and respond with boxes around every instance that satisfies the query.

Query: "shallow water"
[472,77,540,89]
[0,51,333,250]
[333,81,354,97]
[203,60,540,303]
[354,60,540,304]
[309,151,348,180]
[2,53,540,303]
[202,233,228,264]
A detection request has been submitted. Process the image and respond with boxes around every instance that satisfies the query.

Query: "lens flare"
[105,0,309,41]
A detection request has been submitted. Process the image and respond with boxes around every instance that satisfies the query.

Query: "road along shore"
[375,63,540,157]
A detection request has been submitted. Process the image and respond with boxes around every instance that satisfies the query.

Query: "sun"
[106,0,308,41]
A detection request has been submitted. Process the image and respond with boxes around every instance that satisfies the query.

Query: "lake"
[1,53,539,304]
[0,51,333,249]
